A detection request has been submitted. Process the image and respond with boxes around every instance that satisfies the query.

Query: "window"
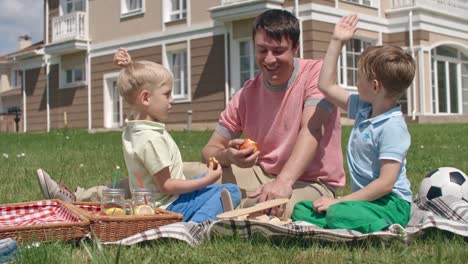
[239,39,259,87]
[11,69,23,89]
[63,66,86,87]
[343,0,373,7]
[164,0,187,22]
[121,0,144,17]
[339,38,372,87]
[64,0,85,14]
[431,46,468,114]
[167,48,188,100]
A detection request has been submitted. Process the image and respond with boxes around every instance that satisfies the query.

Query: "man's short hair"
[358,45,416,99]
[252,9,300,48]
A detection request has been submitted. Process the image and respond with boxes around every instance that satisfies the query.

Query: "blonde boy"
[112,48,240,222]
[293,15,416,233]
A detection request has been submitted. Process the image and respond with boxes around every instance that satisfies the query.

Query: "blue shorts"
[167,173,241,223]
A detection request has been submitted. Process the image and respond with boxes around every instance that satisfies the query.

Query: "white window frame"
[164,42,191,102]
[60,0,86,15]
[338,38,373,89]
[431,47,466,115]
[342,0,375,7]
[10,69,23,89]
[103,72,124,128]
[61,65,86,89]
[120,0,145,18]
[163,0,187,23]
[238,38,258,92]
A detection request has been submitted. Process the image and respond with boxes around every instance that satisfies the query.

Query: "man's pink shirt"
[218,59,345,187]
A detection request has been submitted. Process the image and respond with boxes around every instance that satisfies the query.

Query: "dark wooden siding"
[48,0,59,44]
[48,64,88,129]
[24,67,47,132]
[181,35,226,125]
[90,36,225,129]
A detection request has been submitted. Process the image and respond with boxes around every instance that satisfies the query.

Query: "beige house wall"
[24,67,47,132]
[89,0,162,44]
[48,64,88,129]
[233,19,254,39]
[421,32,468,48]
[61,51,86,70]
[337,1,378,16]
[191,0,219,24]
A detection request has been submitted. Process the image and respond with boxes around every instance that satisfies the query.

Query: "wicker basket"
[0,199,90,243]
[71,202,182,242]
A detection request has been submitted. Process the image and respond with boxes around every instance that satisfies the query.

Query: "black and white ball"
[417,167,468,201]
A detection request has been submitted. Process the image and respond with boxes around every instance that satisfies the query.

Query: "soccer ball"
[417,167,468,201]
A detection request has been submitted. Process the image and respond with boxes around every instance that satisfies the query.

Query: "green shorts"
[292,194,411,234]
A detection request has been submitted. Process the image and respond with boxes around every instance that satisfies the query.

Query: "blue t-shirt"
[347,94,412,202]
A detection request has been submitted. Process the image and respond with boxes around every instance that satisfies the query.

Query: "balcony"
[391,0,468,19]
[45,11,88,55]
[210,0,284,22]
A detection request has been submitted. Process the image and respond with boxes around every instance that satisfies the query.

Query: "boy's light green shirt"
[122,120,185,208]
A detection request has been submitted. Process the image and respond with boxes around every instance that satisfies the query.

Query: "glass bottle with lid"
[101,188,127,216]
[131,188,159,215]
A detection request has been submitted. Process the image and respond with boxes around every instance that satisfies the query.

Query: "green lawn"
[0,124,467,263]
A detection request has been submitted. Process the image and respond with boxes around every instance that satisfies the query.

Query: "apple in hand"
[239,138,259,153]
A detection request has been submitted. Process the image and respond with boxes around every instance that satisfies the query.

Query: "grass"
[0,124,467,263]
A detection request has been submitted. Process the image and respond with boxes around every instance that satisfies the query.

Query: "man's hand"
[225,139,260,168]
[248,179,293,217]
[313,196,340,213]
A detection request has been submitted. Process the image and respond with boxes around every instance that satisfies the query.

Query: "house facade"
[2,0,468,132]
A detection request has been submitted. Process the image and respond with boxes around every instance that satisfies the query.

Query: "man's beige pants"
[75,162,335,218]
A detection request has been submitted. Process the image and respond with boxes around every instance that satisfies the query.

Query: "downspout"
[224,30,229,107]
[86,1,92,131]
[21,59,27,132]
[294,0,303,58]
[45,0,50,132]
[45,57,50,132]
[418,48,425,116]
[409,10,416,120]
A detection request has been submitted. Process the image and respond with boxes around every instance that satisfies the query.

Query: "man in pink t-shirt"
[202,9,345,217]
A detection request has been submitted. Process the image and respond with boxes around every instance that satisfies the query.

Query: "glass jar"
[101,188,128,216]
[131,189,159,215]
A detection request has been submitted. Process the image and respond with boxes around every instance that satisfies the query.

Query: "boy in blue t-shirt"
[292,15,416,233]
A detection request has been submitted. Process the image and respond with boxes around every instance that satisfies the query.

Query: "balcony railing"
[51,11,88,43]
[392,0,468,17]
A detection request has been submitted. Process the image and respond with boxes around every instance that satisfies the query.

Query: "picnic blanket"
[103,195,468,246]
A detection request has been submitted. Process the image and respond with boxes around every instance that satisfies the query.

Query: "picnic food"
[208,157,219,170]
[240,138,259,153]
[104,207,126,216]
[134,204,155,215]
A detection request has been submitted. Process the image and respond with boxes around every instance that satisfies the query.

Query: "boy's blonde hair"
[358,45,416,100]
[117,60,173,104]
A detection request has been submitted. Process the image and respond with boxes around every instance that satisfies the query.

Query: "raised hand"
[113,47,132,66]
[333,15,358,42]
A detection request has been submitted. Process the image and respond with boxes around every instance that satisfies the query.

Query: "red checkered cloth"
[0,200,82,228]
[74,204,101,214]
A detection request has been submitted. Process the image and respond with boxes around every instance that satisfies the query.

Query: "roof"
[4,41,44,58]
[0,89,22,97]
